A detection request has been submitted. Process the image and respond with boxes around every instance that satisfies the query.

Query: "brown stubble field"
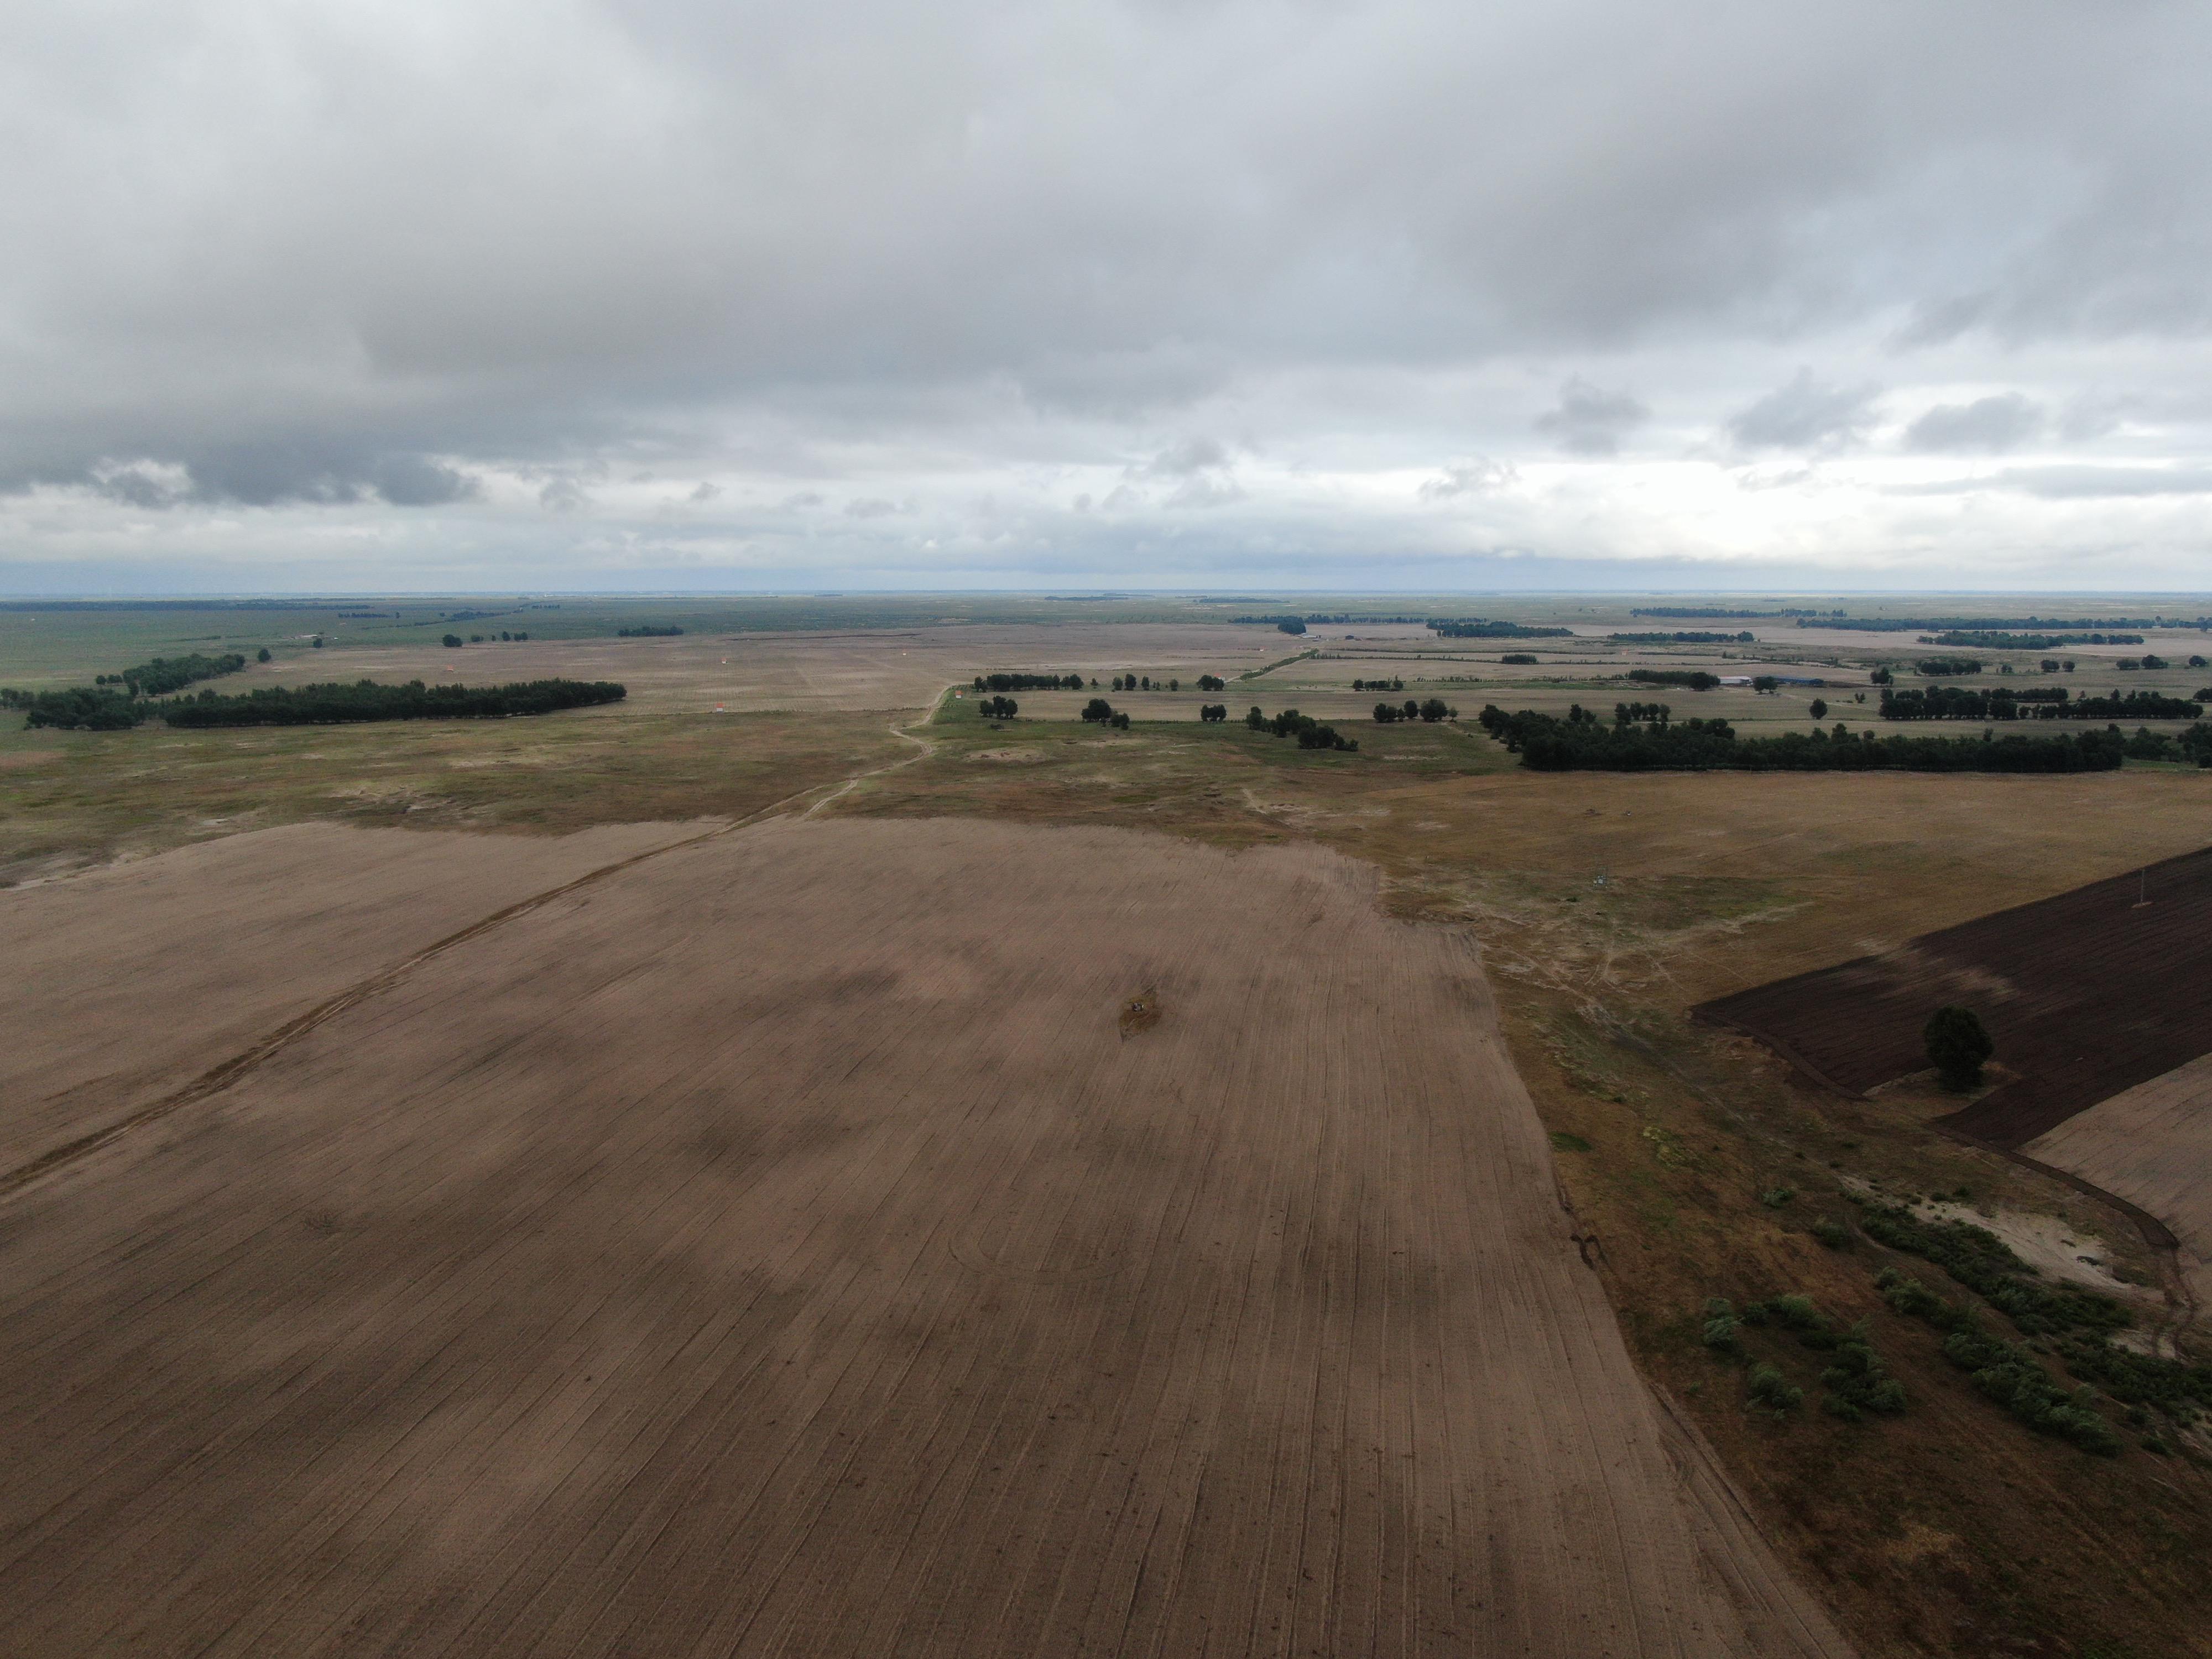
[0,818,1846,1658]
[844,711,2212,1655]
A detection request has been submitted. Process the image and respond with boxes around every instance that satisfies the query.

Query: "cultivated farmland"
[0,818,1846,1658]
[2027,1051,2212,1309]
[1692,847,2212,1146]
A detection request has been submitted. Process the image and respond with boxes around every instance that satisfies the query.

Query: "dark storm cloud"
[1903,393,2043,453]
[1727,369,1881,452]
[1534,379,1648,456]
[2,0,2209,585]
[22,446,478,508]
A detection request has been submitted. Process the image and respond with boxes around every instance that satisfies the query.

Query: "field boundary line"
[0,690,956,1203]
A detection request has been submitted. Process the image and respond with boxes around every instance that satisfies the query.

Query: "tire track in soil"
[0,693,952,1206]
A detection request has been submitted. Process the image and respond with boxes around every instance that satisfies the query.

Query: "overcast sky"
[6,0,2211,593]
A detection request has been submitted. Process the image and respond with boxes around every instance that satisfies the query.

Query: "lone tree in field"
[1924,1006,1994,1091]
[1809,698,1828,719]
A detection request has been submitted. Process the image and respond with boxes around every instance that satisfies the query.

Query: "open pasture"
[1694,847,2212,1147]
[0,817,1843,1658]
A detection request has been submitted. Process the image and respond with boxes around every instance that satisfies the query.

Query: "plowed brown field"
[1693,846,2212,1147]
[0,821,701,1174]
[0,818,1846,1658]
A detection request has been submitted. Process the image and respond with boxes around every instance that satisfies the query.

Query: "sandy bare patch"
[0,818,1843,1657]
[963,747,1048,764]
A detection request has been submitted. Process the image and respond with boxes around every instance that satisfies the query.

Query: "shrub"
[1759,1187,1796,1208]
[1820,1330,1908,1420]
[1811,1218,1850,1249]
[1924,1005,1994,1091]
[1747,1365,1803,1413]
[443,634,463,648]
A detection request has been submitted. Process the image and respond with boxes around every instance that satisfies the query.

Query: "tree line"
[1608,631,1755,644]
[1080,698,1132,729]
[1243,706,1358,749]
[1371,698,1454,723]
[444,630,531,645]
[1626,668,1719,690]
[1350,676,1404,691]
[92,651,247,696]
[1799,614,2210,632]
[1881,687,2201,721]
[977,696,1019,718]
[164,679,628,727]
[1477,705,2128,773]
[617,625,684,637]
[1427,619,1573,639]
[973,672,1084,691]
[1921,631,2142,649]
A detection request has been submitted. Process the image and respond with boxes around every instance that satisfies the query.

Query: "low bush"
[1860,1204,2131,1335]
[1747,1364,1803,1413]
[1811,1218,1851,1249]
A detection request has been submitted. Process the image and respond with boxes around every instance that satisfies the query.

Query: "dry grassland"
[246,623,1280,713]
[0,818,1846,1659]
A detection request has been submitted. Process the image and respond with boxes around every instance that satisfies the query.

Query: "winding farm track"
[0,796,1848,1655]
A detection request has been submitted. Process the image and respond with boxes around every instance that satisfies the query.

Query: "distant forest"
[4,677,627,729]
[1480,705,2131,773]
[1608,631,1755,644]
[1881,688,2201,722]
[164,679,628,727]
[973,672,1083,691]
[1427,620,1574,639]
[1798,615,2211,632]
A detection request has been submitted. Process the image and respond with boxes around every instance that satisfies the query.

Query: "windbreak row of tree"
[1228,613,1434,625]
[93,652,247,696]
[2120,724,2212,765]
[4,687,150,729]
[1625,668,1720,690]
[977,696,1019,718]
[1631,606,1825,618]
[1607,630,1755,644]
[1797,614,2207,632]
[1881,687,2203,721]
[1920,630,2143,649]
[1109,674,1181,691]
[1349,677,1405,691]
[1079,698,1132,729]
[616,625,684,637]
[1371,698,1455,723]
[1197,703,1229,721]
[2114,654,2175,669]
[1477,705,2126,773]
[163,679,628,727]
[443,631,530,645]
[972,672,1082,691]
[1243,706,1359,749]
[1914,656,1983,675]
[1195,674,1225,691]
[1426,619,1573,638]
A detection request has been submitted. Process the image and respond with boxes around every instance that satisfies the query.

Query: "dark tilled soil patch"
[1693,846,2212,1147]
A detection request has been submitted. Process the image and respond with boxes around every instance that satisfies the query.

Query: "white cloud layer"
[4,0,2211,590]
